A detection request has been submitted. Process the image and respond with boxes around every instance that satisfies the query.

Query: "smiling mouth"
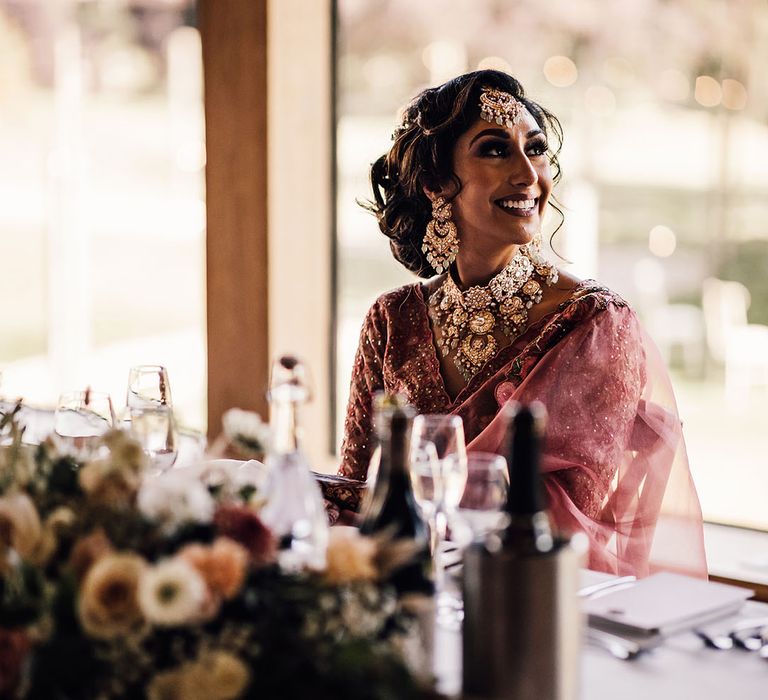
[495,197,538,217]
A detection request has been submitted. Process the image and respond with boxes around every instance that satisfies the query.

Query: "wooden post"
[200,0,270,438]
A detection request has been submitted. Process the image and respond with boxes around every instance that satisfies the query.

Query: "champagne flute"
[126,365,178,471]
[410,414,467,625]
[54,390,115,459]
[410,414,467,521]
[410,441,441,524]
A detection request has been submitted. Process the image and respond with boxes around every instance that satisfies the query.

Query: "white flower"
[197,459,266,503]
[138,558,208,626]
[222,408,270,456]
[138,471,214,532]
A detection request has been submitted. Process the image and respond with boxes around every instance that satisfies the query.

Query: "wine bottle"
[360,395,433,597]
[260,355,328,571]
[462,402,580,700]
[501,401,554,555]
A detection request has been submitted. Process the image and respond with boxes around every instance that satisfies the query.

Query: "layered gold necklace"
[428,247,558,382]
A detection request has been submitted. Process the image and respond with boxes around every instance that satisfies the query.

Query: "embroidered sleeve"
[338,301,387,479]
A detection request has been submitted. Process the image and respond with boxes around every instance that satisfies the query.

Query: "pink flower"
[179,537,249,600]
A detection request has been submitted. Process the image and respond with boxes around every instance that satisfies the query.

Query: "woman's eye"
[527,140,548,156]
[478,140,509,158]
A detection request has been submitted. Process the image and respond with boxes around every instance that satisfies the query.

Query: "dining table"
[434,569,768,699]
[3,401,766,698]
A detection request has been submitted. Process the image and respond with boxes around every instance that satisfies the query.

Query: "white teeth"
[499,198,535,209]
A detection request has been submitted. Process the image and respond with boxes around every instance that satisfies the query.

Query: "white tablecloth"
[436,570,768,699]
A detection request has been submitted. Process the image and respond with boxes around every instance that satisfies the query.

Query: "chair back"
[701,277,751,363]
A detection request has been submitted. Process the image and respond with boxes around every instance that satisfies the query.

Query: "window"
[0,0,205,430]
[334,0,768,530]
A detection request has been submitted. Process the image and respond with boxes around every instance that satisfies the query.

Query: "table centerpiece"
[0,403,429,699]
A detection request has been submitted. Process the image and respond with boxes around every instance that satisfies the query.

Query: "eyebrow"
[468,127,544,148]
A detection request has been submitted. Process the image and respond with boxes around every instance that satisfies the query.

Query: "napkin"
[583,572,753,636]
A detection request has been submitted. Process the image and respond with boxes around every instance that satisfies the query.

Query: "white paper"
[583,572,753,635]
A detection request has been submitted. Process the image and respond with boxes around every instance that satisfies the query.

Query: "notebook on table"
[582,572,754,637]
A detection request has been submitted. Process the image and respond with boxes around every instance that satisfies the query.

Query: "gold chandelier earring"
[422,196,458,274]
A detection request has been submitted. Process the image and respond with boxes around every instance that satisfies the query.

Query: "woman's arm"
[338,302,387,480]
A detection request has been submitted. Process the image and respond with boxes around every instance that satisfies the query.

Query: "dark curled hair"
[365,69,564,278]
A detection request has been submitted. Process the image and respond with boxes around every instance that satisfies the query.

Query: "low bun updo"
[365,69,563,278]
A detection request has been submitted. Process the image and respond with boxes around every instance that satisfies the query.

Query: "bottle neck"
[271,398,300,455]
[505,417,543,516]
[503,407,553,553]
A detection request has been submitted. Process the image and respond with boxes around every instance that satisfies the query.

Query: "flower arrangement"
[0,404,428,699]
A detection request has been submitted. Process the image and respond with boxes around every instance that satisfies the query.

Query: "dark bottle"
[360,395,434,597]
[501,401,554,555]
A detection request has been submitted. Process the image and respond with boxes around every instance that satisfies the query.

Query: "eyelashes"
[476,137,548,158]
[527,137,548,156]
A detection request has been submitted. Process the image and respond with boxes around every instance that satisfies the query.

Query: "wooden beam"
[200,0,269,438]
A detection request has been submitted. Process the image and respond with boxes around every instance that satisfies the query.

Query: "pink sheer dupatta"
[468,303,707,579]
[335,281,707,579]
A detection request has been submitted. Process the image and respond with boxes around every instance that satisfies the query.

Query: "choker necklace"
[428,246,558,382]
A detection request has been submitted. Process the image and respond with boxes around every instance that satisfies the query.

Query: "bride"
[328,69,706,579]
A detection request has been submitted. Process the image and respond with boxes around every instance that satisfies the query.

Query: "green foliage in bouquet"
[0,404,427,699]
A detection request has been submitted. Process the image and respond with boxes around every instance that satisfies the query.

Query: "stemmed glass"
[54,390,115,459]
[126,365,178,471]
[410,414,468,624]
[449,452,509,548]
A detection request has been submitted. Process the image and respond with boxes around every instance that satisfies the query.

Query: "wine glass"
[450,452,509,548]
[126,365,178,471]
[54,390,115,459]
[410,414,467,625]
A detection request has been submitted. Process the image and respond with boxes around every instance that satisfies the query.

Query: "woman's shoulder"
[529,269,628,327]
[567,278,631,312]
[368,281,426,315]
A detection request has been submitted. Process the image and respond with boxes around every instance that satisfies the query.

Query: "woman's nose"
[508,153,538,187]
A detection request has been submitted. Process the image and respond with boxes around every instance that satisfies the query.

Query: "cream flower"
[27,506,78,568]
[79,552,146,639]
[179,537,249,600]
[324,527,378,584]
[138,558,207,626]
[185,651,250,700]
[147,651,249,700]
[78,430,146,508]
[0,492,42,562]
[222,408,270,458]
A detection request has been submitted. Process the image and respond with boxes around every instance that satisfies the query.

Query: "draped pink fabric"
[335,280,707,579]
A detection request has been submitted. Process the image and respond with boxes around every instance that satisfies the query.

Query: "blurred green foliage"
[718,240,768,326]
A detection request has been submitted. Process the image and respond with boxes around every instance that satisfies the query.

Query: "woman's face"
[443,108,553,257]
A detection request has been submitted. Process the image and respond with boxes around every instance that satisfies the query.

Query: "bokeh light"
[722,79,748,111]
[422,41,468,84]
[694,75,722,107]
[477,56,513,74]
[648,225,677,257]
[543,55,578,87]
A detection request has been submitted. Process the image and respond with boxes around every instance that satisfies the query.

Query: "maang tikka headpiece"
[479,87,523,128]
